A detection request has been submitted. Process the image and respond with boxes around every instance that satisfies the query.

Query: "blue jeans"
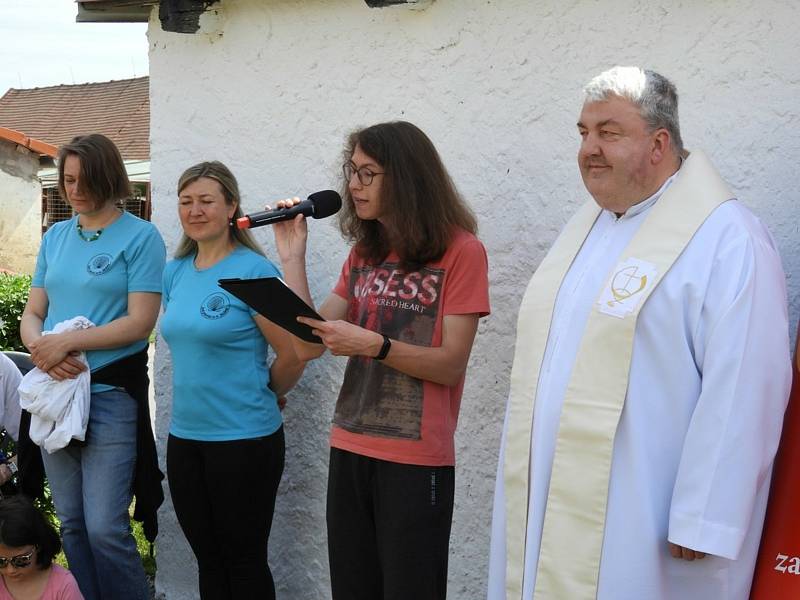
[41,388,149,600]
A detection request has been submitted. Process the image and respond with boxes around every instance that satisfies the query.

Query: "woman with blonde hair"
[160,161,303,599]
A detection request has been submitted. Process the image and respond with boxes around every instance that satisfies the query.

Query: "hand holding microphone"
[242,190,341,267]
[236,190,341,229]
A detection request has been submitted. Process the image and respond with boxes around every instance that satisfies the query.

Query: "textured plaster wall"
[0,141,42,274]
[147,1,800,598]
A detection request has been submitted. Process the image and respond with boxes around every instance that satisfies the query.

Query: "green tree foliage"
[0,273,31,351]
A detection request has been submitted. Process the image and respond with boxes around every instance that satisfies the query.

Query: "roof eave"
[0,127,58,158]
[76,1,154,23]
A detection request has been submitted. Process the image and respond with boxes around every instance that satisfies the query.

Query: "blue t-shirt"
[32,212,165,378]
[160,245,283,441]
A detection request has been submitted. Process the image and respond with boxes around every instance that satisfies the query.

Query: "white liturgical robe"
[488,183,791,599]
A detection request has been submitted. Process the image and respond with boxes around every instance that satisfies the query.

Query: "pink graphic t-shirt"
[330,229,490,466]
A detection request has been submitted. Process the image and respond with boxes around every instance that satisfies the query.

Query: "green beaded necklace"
[76,208,122,242]
[76,221,103,242]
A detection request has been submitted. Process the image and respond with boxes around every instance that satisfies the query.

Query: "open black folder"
[218,277,324,344]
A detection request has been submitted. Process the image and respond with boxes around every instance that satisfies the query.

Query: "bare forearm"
[268,354,305,396]
[22,291,159,365]
[20,287,49,351]
[288,290,348,362]
[277,257,329,360]
[301,313,479,387]
[280,257,315,309]
[366,334,469,387]
[58,315,154,352]
[20,313,44,350]
[291,336,326,361]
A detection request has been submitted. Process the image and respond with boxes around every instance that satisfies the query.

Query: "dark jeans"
[167,428,285,600]
[327,447,455,600]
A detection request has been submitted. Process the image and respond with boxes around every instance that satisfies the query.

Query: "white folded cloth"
[18,316,93,453]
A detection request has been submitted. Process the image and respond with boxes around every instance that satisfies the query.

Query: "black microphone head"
[308,190,342,219]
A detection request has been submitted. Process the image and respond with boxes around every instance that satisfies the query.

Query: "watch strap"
[374,334,392,360]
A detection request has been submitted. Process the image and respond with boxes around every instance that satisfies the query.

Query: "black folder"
[218,277,324,344]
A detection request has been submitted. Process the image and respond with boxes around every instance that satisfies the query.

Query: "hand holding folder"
[218,277,325,344]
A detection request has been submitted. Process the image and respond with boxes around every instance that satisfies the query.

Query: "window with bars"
[40,183,151,235]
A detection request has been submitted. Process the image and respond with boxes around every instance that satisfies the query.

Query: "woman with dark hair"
[273,121,490,599]
[19,133,164,600]
[0,495,83,599]
[160,161,303,599]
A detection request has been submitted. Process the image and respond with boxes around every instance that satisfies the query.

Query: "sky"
[0,0,148,97]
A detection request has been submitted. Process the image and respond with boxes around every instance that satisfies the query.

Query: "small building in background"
[0,77,151,273]
[0,128,56,274]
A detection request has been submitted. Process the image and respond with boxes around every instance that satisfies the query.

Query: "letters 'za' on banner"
[750,324,800,598]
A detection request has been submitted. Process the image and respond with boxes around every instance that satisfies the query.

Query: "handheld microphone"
[236,190,342,229]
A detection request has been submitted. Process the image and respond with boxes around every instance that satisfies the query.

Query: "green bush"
[0,273,31,351]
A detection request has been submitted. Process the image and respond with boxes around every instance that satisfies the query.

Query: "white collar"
[614,163,682,220]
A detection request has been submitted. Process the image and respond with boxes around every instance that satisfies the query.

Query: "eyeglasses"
[0,546,36,569]
[342,163,385,186]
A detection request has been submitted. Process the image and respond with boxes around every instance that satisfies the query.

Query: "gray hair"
[583,66,683,154]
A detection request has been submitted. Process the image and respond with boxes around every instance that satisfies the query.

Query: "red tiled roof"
[0,77,149,160]
[0,127,58,157]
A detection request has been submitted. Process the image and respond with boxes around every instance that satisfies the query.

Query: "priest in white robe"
[487,66,792,600]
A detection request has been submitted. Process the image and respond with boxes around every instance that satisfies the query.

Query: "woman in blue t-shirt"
[20,134,165,600]
[160,161,303,600]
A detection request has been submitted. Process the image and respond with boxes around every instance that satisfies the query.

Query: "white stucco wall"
[146,1,800,598]
[0,141,41,274]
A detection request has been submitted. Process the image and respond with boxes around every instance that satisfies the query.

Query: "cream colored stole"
[503,151,733,599]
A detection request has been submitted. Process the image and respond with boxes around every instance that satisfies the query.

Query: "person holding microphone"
[272,121,490,600]
[160,161,303,600]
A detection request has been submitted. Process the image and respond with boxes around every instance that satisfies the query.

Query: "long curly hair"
[339,121,477,271]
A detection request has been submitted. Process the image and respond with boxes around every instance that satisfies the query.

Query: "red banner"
[750,324,800,598]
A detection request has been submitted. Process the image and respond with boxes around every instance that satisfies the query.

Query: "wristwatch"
[6,461,17,476]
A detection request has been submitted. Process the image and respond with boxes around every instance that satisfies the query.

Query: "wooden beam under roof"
[76,0,154,23]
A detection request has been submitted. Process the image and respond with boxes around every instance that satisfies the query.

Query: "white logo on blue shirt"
[86,253,114,276]
[200,293,231,320]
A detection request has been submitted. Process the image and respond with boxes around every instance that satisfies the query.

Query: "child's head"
[0,495,61,570]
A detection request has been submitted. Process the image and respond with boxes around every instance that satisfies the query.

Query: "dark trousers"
[327,447,455,600]
[167,428,285,600]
